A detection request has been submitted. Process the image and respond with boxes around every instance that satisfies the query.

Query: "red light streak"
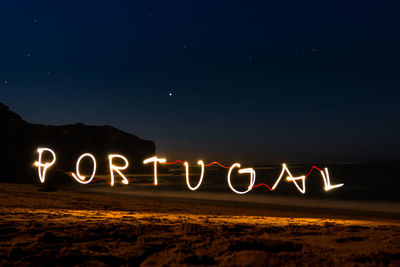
[205,161,230,169]
[161,160,273,190]
[165,160,231,169]
[164,160,185,165]
[252,183,273,190]
[35,147,342,194]
[89,164,328,192]
[304,165,323,177]
[252,165,325,191]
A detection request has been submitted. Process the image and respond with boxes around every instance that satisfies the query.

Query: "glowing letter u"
[184,160,205,191]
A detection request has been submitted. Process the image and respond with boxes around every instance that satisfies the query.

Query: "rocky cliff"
[0,103,155,183]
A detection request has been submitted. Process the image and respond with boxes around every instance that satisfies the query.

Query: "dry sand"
[0,183,399,266]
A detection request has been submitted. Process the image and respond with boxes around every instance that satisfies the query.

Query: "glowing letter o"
[71,153,97,184]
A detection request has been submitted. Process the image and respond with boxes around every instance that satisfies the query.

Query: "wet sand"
[0,183,399,266]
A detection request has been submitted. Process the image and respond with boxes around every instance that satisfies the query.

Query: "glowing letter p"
[34,148,56,183]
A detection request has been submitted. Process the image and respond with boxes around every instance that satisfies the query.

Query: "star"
[169,92,173,96]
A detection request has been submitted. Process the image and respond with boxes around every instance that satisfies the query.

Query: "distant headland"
[0,103,155,183]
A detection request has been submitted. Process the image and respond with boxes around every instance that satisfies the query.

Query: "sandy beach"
[0,183,399,266]
[1,0,399,265]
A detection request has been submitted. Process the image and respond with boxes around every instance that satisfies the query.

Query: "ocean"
[78,162,400,215]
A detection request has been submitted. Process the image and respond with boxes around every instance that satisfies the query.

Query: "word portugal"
[34,147,344,195]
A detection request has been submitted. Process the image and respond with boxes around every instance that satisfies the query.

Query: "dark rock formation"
[0,103,155,183]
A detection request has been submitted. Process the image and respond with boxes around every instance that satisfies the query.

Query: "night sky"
[1,0,399,164]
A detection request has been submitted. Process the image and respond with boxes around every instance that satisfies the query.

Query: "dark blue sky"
[1,0,399,163]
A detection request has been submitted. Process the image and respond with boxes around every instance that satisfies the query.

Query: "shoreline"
[2,182,399,223]
[1,182,399,266]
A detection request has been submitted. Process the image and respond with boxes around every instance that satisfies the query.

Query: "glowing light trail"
[270,163,306,193]
[164,160,184,165]
[305,165,323,177]
[267,163,343,194]
[71,153,97,184]
[34,148,56,183]
[34,148,344,194]
[184,160,205,190]
[205,161,230,169]
[227,163,256,194]
[252,183,273,190]
[320,167,344,191]
[143,156,167,185]
[108,154,129,186]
